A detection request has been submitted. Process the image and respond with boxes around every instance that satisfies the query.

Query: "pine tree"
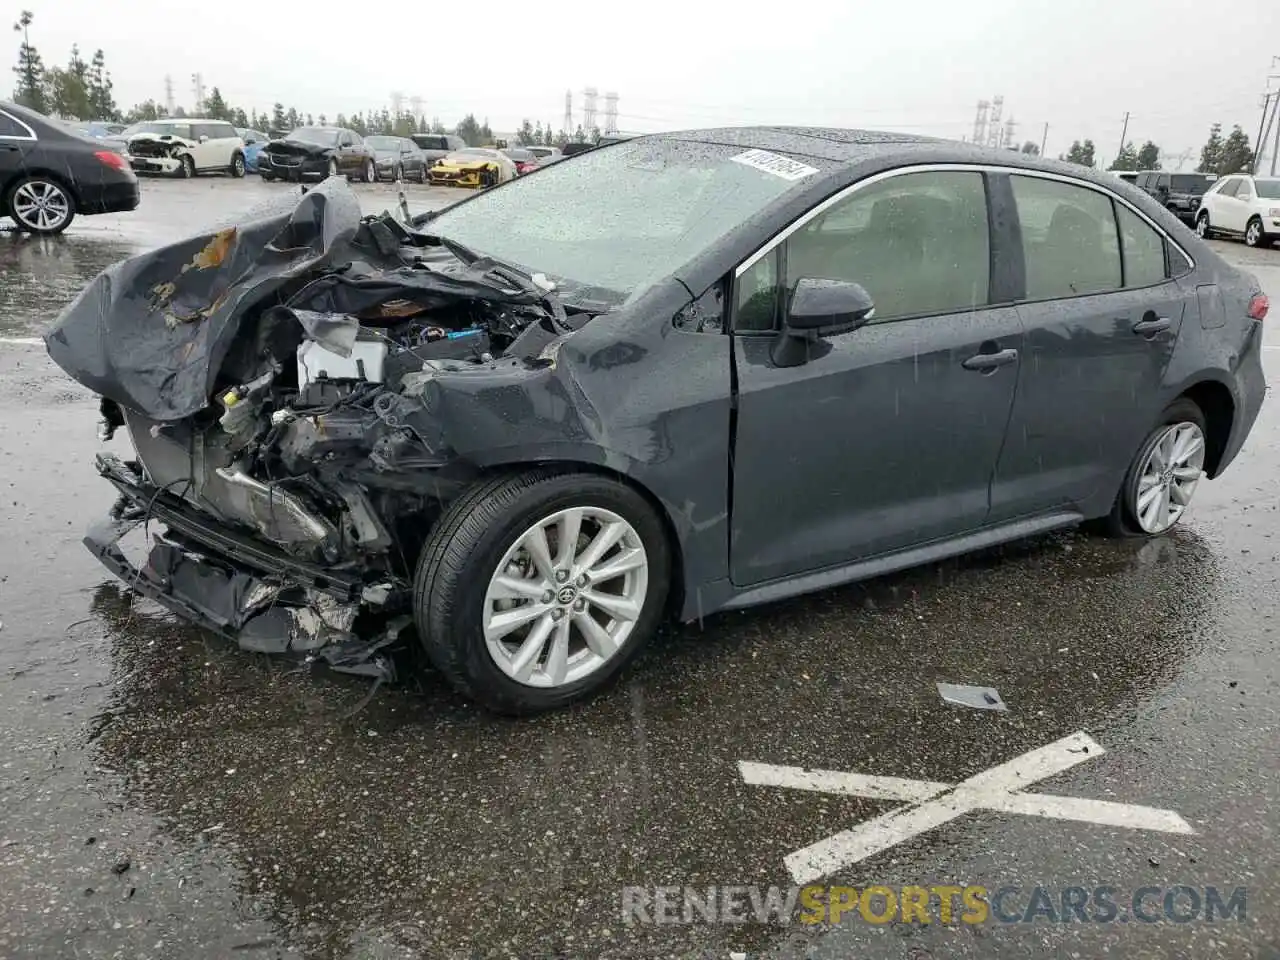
[1136,141,1161,170]
[1109,142,1139,171]
[12,10,46,113]
[87,49,117,121]
[1219,126,1254,175]
[203,86,228,119]
[1197,123,1224,174]
[271,102,286,129]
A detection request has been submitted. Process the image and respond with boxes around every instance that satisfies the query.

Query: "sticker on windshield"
[730,149,819,182]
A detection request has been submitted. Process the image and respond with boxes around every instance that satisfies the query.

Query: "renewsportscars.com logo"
[621,884,1247,926]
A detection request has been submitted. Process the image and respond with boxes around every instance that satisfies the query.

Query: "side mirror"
[771,278,875,368]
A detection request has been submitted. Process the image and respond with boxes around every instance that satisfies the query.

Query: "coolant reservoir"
[297,340,387,388]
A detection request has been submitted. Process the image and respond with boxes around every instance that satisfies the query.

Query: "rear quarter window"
[0,109,33,138]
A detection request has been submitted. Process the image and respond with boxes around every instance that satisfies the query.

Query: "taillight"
[94,150,128,172]
[1248,293,1268,322]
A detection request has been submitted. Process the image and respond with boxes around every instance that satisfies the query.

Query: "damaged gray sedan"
[46,128,1266,713]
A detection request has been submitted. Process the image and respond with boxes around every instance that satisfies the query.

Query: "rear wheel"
[362,159,375,183]
[327,158,338,178]
[415,165,426,184]
[414,470,671,714]
[6,176,76,234]
[1100,399,1207,538]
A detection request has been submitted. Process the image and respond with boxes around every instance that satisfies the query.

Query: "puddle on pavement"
[76,526,1225,958]
[0,231,139,338]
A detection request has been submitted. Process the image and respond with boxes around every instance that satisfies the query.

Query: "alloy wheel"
[482,506,649,688]
[1245,220,1262,247]
[11,180,71,232]
[1196,214,1209,239]
[1133,421,1205,534]
[328,158,338,178]
[365,160,375,182]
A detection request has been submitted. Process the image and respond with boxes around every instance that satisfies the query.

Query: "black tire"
[362,159,375,183]
[415,165,426,184]
[1195,211,1212,240]
[1098,398,1207,538]
[1244,216,1265,248]
[5,175,77,235]
[261,172,275,182]
[229,152,246,178]
[179,154,196,179]
[414,470,671,714]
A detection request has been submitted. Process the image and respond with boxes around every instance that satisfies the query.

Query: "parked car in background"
[258,126,376,183]
[560,141,594,157]
[502,147,539,175]
[1135,171,1216,225]
[409,133,467,167]
[527,145,564,165]
[1113,171,1140,184]
[235,128,269,173]
[1196,173,1280,247]
[49,129,1266,713]
[428,147,516,187]
[365,135,427,182]
[124,118,246,178]
[1,100,139,235]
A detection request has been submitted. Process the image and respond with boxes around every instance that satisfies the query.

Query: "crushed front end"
[47,180,582,678]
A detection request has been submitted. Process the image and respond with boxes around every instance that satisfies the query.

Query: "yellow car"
[428,148,517,188]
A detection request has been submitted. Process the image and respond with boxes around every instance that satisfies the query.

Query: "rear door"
[730,168,1024,585]
[1207,176,1242,232]
[989,171,1192,521]
[0,107,36,177]
[189,123,221,169]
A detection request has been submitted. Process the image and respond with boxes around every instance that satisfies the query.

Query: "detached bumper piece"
[85,454,406,680]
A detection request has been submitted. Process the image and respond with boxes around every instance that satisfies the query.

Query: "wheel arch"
[467,459,688,618]
[1,167,82,213]
[1176,379,1235,478]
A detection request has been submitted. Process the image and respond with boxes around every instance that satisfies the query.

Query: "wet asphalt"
[0,177,1278,960]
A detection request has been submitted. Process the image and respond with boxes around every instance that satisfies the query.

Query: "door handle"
[1132,316,1171,337]
[962,347,1019,372]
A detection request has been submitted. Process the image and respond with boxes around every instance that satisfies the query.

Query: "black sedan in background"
[365,135,427,182]
[257,126,376,183]
[1,100,139,235]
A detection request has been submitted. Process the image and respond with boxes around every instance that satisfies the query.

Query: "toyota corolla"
[45,128,1267,714]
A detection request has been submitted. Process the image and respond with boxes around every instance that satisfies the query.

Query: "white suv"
[124,118,246,178]
[1195,173,1280,248]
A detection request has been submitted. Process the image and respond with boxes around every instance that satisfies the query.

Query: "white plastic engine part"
[297,340,387,388]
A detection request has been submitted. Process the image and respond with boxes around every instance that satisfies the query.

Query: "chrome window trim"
[0,108,37,141]
[734,162,1196,279]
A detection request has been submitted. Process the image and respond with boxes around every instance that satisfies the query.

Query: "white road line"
[741,731,1194,884]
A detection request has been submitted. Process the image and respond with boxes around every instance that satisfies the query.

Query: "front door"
[730,169,1023,587]
[990,172,1189,520]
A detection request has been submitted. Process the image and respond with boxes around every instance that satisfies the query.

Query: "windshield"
[365,136,400,150]
[1255,179,1280,199]
[288,127,340,146]
[1170,174,1215,194]
[428,138,826,305]
[129,122,181,136]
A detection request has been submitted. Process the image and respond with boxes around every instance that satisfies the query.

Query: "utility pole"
[1117,111,1130,160]
[1040,122,1048,156]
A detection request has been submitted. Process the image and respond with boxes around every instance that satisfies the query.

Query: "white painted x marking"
[740,731,1194,884]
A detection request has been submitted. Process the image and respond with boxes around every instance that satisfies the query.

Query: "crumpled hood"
[43,179,556,422]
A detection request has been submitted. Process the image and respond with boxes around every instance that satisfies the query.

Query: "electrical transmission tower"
[972,100,990,145]
[582,87,598,133]
[409,96,424,126]
[563,90,573,135]
[390,91,404,118]
[986,96,1004,149]
[190,73,206,115]
[1002,117,1016,150]
[603,91,618,134]
[164,75,175,116]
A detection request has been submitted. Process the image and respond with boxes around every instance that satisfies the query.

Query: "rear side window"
[1011,175,1121,300]
[783,170,991,323]
[1236,179,1254,199]
[1116,204,1167,287]
[0,110,32,138]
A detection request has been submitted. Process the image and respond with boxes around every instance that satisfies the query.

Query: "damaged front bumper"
[85,453,408,679]
[126,154,184,175]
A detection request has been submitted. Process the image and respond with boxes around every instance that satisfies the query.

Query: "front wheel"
[1100,399,1208,538]
[179,154,196,179]
[1195,212,1212,239]
[362,159,375,183]
[414,470,671,714]
[229,153,246,178]
[261,172,275,182]
[7,176,76,234]
[1244,217,1265,248]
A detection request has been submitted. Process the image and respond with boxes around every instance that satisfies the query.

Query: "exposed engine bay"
[45,179,592,676]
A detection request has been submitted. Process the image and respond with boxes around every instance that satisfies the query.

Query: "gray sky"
[21,0,1280,164]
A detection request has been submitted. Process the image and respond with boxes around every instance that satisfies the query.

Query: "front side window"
[1216,178,1240,198]
[1116,204,1167,288]
[1011,175,1121,300]
[782,170,990,323]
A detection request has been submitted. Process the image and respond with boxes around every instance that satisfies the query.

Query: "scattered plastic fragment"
[936,682,1008,712]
